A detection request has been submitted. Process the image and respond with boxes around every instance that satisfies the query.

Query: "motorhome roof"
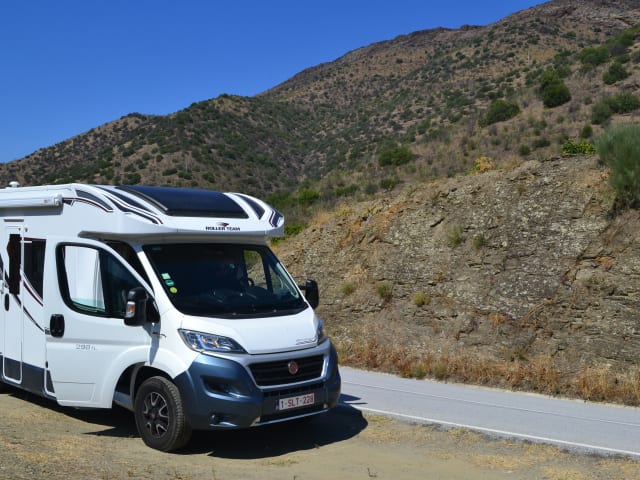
[0,183,285,239]
[102,185,250,218]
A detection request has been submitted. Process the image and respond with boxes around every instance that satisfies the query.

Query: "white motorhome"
[0,182,340,451]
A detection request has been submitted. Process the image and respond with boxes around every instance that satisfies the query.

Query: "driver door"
[43,237,153,407]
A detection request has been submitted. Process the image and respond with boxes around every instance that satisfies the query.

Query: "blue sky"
[0,0,547,164]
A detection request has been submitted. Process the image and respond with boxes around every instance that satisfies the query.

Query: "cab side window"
[57,244,142,317]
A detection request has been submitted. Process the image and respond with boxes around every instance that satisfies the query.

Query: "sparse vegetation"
[376,282,393,302]
[341,282,355,296]
[412,291,430,307]
[591,92,640,124]
[472,156,494,174]
[597,123,640,210]
[446,225,465,247]
[603,60,630,85]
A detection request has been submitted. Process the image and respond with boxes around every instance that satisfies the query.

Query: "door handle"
[50,314,65,338]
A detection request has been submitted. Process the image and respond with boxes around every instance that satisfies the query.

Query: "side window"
[244,249,268,289]
[8,233,21,295]
[105,240,151,285]
[58,244,142,317]
[24,239,46,298]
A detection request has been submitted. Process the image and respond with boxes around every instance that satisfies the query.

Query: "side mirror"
[299,279,319,309]
[124,287,149,326]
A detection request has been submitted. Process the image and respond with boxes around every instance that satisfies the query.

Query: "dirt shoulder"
[1,387,638,480]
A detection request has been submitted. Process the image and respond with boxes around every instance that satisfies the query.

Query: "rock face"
[278,155,640,375]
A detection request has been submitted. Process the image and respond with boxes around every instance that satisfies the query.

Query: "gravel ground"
[0,386,638,480]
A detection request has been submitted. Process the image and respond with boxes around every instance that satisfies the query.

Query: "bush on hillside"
[378,144,413,166]
[603,61,629,85]
[597,124,640,210]
[480,99,520,126]
[539,69,571,108]
[562,140,596,155]
[543,82,572,108]
[579,46,610,68]
[580,124,593,139]
[591,93,640,124]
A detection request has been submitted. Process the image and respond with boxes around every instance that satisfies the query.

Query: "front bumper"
[173,341,341,430]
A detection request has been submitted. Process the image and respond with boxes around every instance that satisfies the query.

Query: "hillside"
[2,0,640,204]
[276,153,640,404]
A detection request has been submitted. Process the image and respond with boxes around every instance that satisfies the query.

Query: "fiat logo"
[287,360,299,375]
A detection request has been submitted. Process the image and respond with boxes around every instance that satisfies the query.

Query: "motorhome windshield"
[143,243,307,318]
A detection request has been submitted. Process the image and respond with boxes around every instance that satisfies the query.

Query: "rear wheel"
[134,376,192,452]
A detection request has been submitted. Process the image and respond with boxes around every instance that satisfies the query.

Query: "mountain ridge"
[2,0,640,202]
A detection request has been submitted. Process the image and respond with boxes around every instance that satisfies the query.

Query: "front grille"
[263,382,324,398]
[249,355,324,386]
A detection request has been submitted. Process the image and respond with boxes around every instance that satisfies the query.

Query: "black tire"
[134,376,192,452]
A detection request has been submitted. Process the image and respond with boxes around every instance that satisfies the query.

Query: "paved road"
[339,366,640,458]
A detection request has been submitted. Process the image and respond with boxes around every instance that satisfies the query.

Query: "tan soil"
[1,387,638,480]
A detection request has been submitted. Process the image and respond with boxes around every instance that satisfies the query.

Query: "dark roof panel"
[117,185,249,218]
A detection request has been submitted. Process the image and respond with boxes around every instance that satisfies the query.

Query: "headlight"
[316,319,328,344]
[179,329,246,354]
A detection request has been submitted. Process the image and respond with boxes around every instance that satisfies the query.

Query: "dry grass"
[334,331,640,406]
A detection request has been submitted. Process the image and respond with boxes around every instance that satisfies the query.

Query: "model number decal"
[75,344,96,351]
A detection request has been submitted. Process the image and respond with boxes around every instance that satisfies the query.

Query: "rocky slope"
[277,154,640,400]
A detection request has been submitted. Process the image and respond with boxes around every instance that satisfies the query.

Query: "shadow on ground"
[4,388,368,459]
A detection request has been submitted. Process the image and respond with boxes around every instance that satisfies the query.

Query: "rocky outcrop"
[278,155,640,374]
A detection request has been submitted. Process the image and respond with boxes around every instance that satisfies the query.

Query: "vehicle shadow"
[190,403,368,458]
[4,388,368,458]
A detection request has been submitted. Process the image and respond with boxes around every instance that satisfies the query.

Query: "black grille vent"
[249,355,324,386]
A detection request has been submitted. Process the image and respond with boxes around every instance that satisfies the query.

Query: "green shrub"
[538,69,571,108]
[607,92,640,114]
[603,61,629,85]
[380,177,399,191]
[519,144,531,156]
[562,140,596,155]
[341,282,355,296]
[480,100,520,126]
[597,124,640,209]
[284,223,306,237]
[412,292,430,307]
[378,145,413,166]
[533,138,551,149]
[542,81,571,108]
[376,282,393,302]
[446,225,465,247]
[591,93,640,124]
[334,184,359,197]
[579,46,610,67]
[580,124,593,139]
[591,101,613,125]
[297,188,320,206]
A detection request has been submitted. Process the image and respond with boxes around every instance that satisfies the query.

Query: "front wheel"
[134,376,192,452]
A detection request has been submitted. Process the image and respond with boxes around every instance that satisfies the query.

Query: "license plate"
[277,393,315,411]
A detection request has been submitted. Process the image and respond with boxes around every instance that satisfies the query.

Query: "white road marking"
[350,405,640,458]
